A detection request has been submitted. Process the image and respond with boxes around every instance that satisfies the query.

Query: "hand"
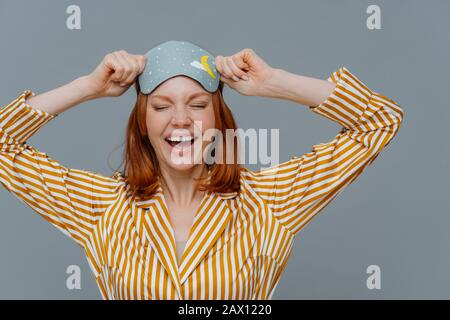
[86,50,147,98]
[215,48,274,96]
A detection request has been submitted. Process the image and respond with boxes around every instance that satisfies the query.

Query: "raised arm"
[177,48,403,235]
[0,50,147,248]
[26,50,147,115]
[244,66,404,235]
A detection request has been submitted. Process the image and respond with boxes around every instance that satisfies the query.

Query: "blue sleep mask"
[138,40,221,95]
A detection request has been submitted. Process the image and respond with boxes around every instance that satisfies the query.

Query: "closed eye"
[152,104,207,111]
[153,106,169,111]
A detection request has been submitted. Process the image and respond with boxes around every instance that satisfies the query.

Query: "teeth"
[167,136,194,142]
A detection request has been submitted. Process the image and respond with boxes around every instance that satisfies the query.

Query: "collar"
[113,170,239,209]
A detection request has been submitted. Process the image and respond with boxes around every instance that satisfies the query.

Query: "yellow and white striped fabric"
[0,67,403,299]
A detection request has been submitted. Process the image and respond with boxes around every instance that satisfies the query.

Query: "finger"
[217,56,234,79]
[219,73,229,83]
[232,54,250,72]
[232,55,250,80]
[215,56,226,76]
[104,53,123,80]
[123,62,139,85]
[123,55,141,85]
[102,53,116,75]
[115,51,134,85]
[136,55,147,74]
[219,74,232,86]
[222,59,234,79]
[109,52,126,82]
[240,48,256,67]
[225,57,245,81]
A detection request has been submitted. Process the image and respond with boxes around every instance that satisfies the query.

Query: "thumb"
[220,74,233,86]
[220,75,237,90]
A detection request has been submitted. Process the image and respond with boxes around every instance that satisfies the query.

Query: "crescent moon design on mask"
[190,55,216,79]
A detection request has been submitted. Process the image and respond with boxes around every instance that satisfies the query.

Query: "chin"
[162,151,201,171]
[167,161,197,171]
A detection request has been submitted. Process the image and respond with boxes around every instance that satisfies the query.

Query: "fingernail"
[232,76,240,81]
[241,75,249,81]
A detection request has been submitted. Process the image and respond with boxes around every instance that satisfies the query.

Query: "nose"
[171,106,192,127]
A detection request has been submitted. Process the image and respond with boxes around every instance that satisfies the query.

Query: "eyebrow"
[151,92,210,103]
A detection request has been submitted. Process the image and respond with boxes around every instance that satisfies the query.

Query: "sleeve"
[0,90,119,248]
[243,67,404,235]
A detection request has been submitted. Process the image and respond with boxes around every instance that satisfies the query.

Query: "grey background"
[0,0,448,299]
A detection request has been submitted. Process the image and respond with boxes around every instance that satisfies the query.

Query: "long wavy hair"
[115,79,241,200]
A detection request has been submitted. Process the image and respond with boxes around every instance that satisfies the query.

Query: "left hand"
[215,48,274,96]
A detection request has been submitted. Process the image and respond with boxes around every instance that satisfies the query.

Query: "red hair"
[116,80,241,200]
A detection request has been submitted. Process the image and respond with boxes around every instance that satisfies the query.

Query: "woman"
[0,40,403,299]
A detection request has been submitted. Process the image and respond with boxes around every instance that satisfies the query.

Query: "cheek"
[146,113,166,142]
[196,109,215,131]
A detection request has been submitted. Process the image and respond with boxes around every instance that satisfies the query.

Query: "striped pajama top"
[0,67,404,299]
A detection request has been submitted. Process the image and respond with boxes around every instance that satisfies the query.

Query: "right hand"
[86,50,147,98]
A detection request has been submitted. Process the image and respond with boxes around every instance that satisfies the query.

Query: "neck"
[159,164,208,206]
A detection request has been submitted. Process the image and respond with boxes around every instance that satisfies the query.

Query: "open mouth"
[165,137,198,148]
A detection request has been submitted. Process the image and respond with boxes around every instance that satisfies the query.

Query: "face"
[146,76,216,173]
